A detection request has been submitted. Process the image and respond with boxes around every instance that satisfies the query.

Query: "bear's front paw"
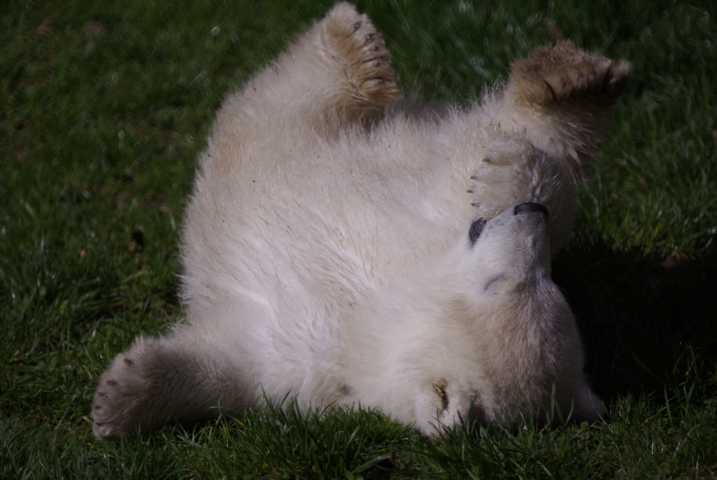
[466,140,538,220]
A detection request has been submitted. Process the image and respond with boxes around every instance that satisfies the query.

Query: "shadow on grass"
[554,241,717,401]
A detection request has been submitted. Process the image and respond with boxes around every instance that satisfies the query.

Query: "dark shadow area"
[554,241,717,402]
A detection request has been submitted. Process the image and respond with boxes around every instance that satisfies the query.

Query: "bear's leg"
[495,40,630,165]
[570,380,606,422]
[222,2,399,137]
[91,328,251,439]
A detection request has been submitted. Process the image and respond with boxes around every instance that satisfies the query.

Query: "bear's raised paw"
[321,2,400,110]
[509,40,630,107]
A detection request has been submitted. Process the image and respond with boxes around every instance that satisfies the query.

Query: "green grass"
[2,0,716,478]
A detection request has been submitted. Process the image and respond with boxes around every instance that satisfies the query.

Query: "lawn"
[2,0,716,478]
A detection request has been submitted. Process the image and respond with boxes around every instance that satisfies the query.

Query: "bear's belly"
[182,136,475,319]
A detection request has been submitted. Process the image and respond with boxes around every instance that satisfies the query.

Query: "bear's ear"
[482,273,522,296]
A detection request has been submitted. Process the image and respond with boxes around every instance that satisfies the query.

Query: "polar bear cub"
[91,2,629,438]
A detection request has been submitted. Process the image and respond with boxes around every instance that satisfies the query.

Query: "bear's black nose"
[514,202,549,218]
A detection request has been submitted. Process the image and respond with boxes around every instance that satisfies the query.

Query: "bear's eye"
[468,218,486,246]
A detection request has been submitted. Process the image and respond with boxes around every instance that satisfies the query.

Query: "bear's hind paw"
[321,3,400,110]
[509,40,630,108]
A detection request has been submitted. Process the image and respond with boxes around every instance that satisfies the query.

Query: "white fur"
[91,3,628,438]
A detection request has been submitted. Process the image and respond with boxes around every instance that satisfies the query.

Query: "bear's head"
[407,203,590,434]
[345,202,597,435]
